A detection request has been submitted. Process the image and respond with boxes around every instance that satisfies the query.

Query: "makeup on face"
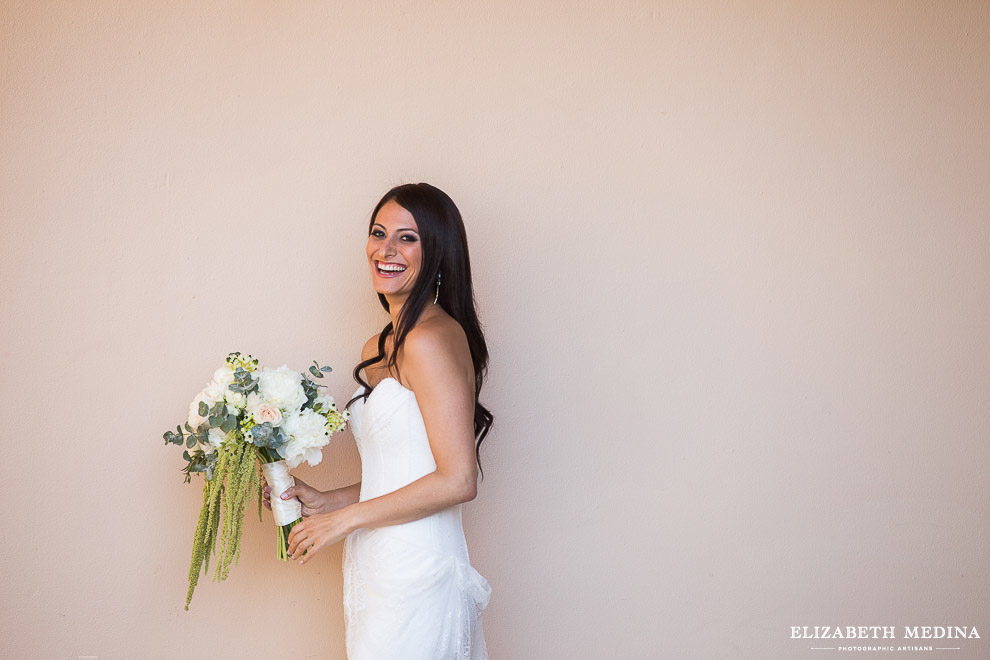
[366,201,422,296]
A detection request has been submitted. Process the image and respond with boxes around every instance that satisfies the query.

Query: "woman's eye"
[371,229,385,238]
[401,235,418,242]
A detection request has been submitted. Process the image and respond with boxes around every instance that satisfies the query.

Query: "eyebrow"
[372,223,419,234]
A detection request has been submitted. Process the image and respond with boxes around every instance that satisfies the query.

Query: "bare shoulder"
[401,314,474,390]
[360,331,391,385]
[361,333,381,363]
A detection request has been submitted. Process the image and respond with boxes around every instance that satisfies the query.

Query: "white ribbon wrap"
[261,460,303,526]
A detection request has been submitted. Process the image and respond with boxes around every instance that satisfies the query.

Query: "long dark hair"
[347,183,494,476]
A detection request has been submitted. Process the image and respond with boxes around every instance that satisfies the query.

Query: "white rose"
[213,366,235,388]
[258,365,307,411]
[202,380,225,405]
[245,392,263,409]
[224,388,247,409]
[201,427,227,454]
[187,391,210,429]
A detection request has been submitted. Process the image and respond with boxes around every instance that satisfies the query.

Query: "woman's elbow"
[443,471,477,504]
[459,479,478,503]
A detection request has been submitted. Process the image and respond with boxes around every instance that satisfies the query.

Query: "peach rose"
[252,403,283,427]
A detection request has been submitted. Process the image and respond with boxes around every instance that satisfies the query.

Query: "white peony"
[278,409,330,468]
[257,365,307,412]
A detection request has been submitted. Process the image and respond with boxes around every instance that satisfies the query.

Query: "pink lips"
[375,261,407,278]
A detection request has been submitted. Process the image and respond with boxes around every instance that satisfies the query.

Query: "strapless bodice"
[349,377,439,500]
[347,378,471,561]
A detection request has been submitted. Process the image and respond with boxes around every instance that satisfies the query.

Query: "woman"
[265,183,493,659]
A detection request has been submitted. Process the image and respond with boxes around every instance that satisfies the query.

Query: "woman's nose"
[379,238,397,258]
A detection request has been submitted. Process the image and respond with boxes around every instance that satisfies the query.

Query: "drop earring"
[433,272,441,304]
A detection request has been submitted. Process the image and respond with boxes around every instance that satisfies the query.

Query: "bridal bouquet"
[163,352,348,610]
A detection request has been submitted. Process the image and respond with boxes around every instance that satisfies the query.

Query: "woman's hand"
[263,477,328,517]
[286,508,355,564]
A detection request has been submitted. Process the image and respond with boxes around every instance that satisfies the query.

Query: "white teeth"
[378,262,406,272]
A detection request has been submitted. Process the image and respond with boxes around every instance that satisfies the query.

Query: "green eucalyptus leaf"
[272,426,286,448]
[250,422,274,447]
[198,401,208,416]
[186,436,196,449]
[221,415,236,433]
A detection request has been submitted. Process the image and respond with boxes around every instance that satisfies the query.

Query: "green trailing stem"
[257,468,264,523]
[185,439,261,607]
[184,481,212,610]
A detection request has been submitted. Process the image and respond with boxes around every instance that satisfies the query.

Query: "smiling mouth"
[375,261,407,276]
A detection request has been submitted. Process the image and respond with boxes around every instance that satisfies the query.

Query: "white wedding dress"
[342,377,491,660]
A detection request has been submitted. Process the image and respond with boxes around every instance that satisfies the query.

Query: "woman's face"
[366,200,423,301]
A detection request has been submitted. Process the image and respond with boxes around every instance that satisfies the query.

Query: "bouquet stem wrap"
[261,461,302,525]
[260,457,302,560]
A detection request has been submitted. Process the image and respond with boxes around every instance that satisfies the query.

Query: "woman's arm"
[264,479,362,515]
[287,320,479,563]
[323,482,362,511]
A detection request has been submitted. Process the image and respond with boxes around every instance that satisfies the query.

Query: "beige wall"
[2,1,988,658]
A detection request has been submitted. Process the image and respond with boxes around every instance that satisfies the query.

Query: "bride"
[265,182,494,659]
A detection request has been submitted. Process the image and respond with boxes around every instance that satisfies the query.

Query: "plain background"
[2,1,988,658]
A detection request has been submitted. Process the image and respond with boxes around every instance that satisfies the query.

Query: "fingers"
[262,485,272,510]
[287,484,306,497]
[298,540,321,564]
[287,523,308,559]
[265,483,297,503]
[286,521,323,564]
